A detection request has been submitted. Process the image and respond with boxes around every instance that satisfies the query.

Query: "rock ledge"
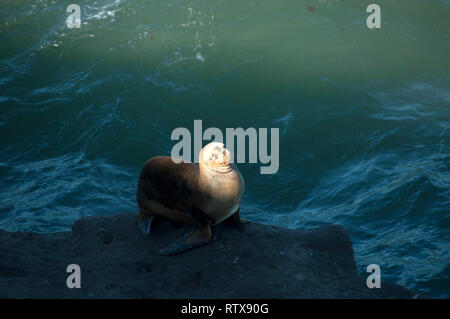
[0,213,419,298]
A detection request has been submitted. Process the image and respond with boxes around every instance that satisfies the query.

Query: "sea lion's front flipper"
[159,226,212,255]
[138,213,154,236]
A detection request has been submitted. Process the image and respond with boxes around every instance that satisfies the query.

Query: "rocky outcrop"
[0,213,419,298]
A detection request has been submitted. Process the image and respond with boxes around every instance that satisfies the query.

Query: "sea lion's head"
[199,142,232,173]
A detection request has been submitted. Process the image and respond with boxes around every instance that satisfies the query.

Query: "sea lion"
[136,142,246,255]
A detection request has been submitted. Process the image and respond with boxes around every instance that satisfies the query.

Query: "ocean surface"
[1,0,449,297]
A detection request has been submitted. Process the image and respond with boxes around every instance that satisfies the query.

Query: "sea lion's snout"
[201,142,232,172]
[215,147,230,165]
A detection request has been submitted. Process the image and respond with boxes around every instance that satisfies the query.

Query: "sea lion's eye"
[209,156,213,161]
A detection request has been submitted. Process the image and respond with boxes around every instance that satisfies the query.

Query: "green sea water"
[0,0,449,297]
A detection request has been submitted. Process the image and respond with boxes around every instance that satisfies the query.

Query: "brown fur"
[137,156,214,227]
[136,143,245,255]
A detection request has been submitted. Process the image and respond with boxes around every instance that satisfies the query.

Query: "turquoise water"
[1,0,449,297]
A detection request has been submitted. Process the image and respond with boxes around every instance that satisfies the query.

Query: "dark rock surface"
[0,213,420,298]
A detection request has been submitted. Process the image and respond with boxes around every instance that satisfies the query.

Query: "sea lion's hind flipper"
[138,211,154,236]
[139,199,194,225]
[159,226,212,256]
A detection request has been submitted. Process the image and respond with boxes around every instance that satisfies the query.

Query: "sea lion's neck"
[197,161,245,224]
[198,162,237,192]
